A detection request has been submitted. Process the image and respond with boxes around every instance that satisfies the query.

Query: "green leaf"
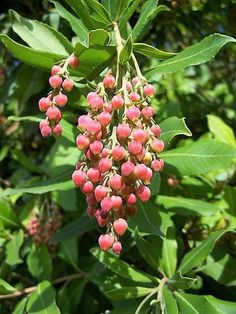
[0,34,63,70]
[161,139,236,176]
[174,292,236,314]
[10,10,72,55]
[0,200,17,227]
[7,115,41,123]
[89,29,110,46]
[132,0,158,42]
[146,33,236,77]
[168,273,196,290]
[59,238,78,270]
[157,195,221,216]
[64,0,94,29]
[0,278,16,294]
[129,201,172,236]
[106,286,154,300]
[3,172,74,197]
[12,298,28,314]
[207,114,236,147]
[159,116,192,144]
[27,245,52,280]
[115,0,131,20]
[119,0,141,30]
[119,35,132,64]
[53,215,96,241]
[26,281,60,314]
[85,0,112,25]
[178,230,231,275]
[133,43,176,59]
[161,227,178,278]
[12,150,41,174]
[162,286,178,314]
[134,229,160,272]
[6,230,24,266]
[91,247,156,284]
[201,249,236,286]
[51,1,88,41]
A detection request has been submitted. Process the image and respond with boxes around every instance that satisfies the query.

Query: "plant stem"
[131,53,146,82]
[134,287,159,314]
[113,22,123,88]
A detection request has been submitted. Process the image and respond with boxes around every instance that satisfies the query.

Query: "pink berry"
[145,167,153,183]
[126,81,132,92]
[130,92,140,102]
[132,77,139,86]
[101,197,113,212]
[143,84,156,97]
[151,159,164,172]
[51,65,62,75]
[97,112,112,126]
[136,185,151,202]
[112,241,122,254]
[62,79,74,92]
[134,164,147,180]
[82,181,94,194]
[101,148,110,158]
[54,93,68,107]
[87,92,98,103]
[86,120,101,135]
[95,185,108,202]
[109,174,123,191]
[150,139,164,153]
[126,193,136,206]
[88,96,103,111]
[132,129,149,143]
[40,125,52,138]
[113,218,128,236]
[76,134,90,150]
[87,206,95,217]
[86,193,97,207]
[111,195,122,209]
[78,115,90,131]
[150,125,161,137]
[49,75,62,89]
[126,107,140,121]
[103,74,115,89]
[141,106,154,119]
[117,124,131,139]
[104,103,113,113]
[112,145,126,161]
[87,167,100,183]
[128,141,143,155]
[98,234,114,251]
[111,95,124,110]
[121,161,135,177]
[52,124,62,136]
[69,55,80,69]
[72,170,86,186]
[38,97,51,112]
[46,106,62,122]
[90,140,103,155]
[98,158,112,173]
[39,119,48,129]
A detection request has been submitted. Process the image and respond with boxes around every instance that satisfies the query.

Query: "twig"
[0,272,85,300]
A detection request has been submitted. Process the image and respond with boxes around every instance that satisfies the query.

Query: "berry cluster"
[27,206,62,251]
[38,55,79,138]
[72,73,164,254]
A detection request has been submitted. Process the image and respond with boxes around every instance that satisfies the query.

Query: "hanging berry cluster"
[38,54,79,138]
[72,72,164,254]
[27,205,62,252]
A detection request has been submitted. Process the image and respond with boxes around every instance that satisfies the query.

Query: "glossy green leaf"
[128,201,172,237]
[51,1,88,41]
[53,215,96,241]
[6,230,24,266]
[134,229,160,272]
[133,43,176,59]
[161,139,236,176]
[65,0,94,29]
[12,298,28,314]
[10,10,72,55]
[159,116,192,144]
[174,292,236,314]
[26,281,60,314]
[0,35,63,70]
[161,227,178,278]
[12,150,41,174]
[146,34,236,77]
[85,0,112,25]
[89,29,110,46]
[157,195,221,216]
[91,248,156,284]
[207,114,236,147]
[162,286,178,314]
[59,238,78,270]
[178,230,231,275]
[0,200,17,227]
[119,0,141,30]
[168,273,196,290]
[115,0,131,20]
[201,249,236,286]
[119,35,132,64]
[27,245,52,280]
[106,286,154,300]
[3,172,73,197]
[0,278,16,294]
[132,0,158,41]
